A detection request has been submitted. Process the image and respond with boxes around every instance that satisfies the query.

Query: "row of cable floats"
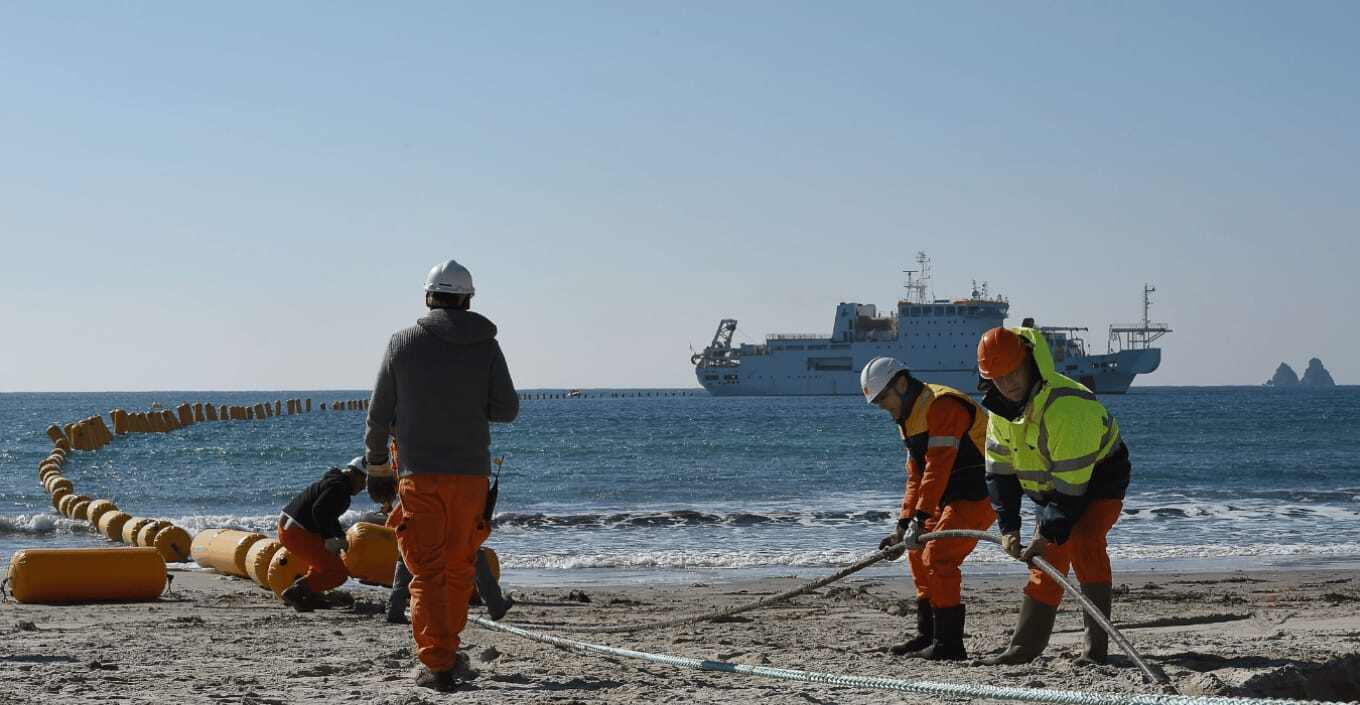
[11,398,377,604]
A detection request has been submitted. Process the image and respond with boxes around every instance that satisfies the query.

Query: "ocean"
[3,387,1359,587]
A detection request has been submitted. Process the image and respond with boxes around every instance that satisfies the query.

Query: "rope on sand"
[501,529,1168,687]
[470,614,1354,705]
[501,539,905,634]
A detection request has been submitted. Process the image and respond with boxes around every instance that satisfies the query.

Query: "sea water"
[2,387,1358,586]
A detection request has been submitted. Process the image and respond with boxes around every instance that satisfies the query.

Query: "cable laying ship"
[691,253,1170,396]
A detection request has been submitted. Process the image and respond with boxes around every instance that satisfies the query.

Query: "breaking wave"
[498,542,1360,570]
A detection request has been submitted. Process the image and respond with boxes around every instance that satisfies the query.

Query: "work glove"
[902,514,928,550]
[878,518,911,553]
[1021,535,1050,563]
[1000,531,1023,559]
[324,536,349,555]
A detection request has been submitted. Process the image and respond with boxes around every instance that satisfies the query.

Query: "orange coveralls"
[900,393,997,609]
[394,475,492,671]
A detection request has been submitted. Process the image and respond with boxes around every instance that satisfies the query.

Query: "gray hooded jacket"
[364,308,518,476]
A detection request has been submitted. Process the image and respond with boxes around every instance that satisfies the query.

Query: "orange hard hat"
[977,327,1027,379]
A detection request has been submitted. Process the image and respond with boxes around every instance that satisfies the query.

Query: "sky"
[1,2,1356,391]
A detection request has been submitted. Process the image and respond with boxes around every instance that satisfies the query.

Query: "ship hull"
[699,368,981,396]
[696,333,1162,397]
[1050,348,1161,395]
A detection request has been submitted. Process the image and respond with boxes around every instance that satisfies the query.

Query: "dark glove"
[879,518,912,553]
[1021,534,1050,563]
[367,474,397,506]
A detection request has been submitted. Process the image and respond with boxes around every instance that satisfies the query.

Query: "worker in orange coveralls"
[860,356,996,660]
[277,458,367,612]
[363,259,519,692]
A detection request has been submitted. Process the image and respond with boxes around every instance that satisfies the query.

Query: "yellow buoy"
[151,525,192,562]
[134,520,168,547]
[266,547,309,597]
[57,493,80,517]
[92,416,113,445]
[86,499,118,527]
[51,487,72,511]
[244,539,283,588]
[46,424,67,445]
[97,511,131,541]
[70,499,92,521]
[38,464,62,483]
[121,517,155,545]
[190,529,264,577]
[341,522,398,586]
[45,477,73,496]
[193,402,204,422]
[6,547,166,604]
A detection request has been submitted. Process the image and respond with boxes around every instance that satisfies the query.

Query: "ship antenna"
[1143,284,1156,328]
[902,251,932,303]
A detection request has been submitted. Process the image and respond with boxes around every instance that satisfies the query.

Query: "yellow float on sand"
[5,548,166,604]
[150,525,192,562]
[244,539,283,589]
[342,522,398,587]
[190,529,265,577]
[266,548,308,597]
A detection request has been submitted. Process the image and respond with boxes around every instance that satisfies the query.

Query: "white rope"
[471,615,1356,705]
[501,529,1168,686]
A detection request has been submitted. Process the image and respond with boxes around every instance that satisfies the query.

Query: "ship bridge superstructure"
[692,254,1012,395]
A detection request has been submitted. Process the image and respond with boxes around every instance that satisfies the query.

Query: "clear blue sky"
[2,2,1356,391]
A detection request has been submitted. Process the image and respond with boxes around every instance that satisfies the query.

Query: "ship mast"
[1107,284,1172,353]
[902,251,932,304]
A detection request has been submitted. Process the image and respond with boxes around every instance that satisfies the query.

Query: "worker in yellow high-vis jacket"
[975,327,1131,667]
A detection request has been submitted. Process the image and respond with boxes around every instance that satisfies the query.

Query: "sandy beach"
[3,565,1359,704]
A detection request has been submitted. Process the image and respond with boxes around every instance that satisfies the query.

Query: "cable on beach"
[497,529,1173,689]
[471,613,1356,705]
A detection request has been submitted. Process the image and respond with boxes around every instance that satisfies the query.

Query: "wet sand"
[3,566,1360,704]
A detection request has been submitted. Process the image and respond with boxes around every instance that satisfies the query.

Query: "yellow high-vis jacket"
[982,328,1130,543]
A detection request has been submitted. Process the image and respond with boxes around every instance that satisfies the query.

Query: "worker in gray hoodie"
[363,259,519,692]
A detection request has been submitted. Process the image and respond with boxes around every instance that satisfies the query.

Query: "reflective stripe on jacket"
[898,383,990,518]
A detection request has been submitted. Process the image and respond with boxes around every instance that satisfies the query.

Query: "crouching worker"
[277,457,367,612]
[860,357,996,660]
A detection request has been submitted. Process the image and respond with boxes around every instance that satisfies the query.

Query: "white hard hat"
[860,356,908,403]
[425,259,475,295]
[347,456,368,475]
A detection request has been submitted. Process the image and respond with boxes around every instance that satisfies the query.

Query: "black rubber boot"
[911,604,968,660]
[1074,583,1112,666]
[475,549,514,621]
[281,577,316,613]
[982,597,1058,665]
[889,598,934,656]
[387,559,412,624]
